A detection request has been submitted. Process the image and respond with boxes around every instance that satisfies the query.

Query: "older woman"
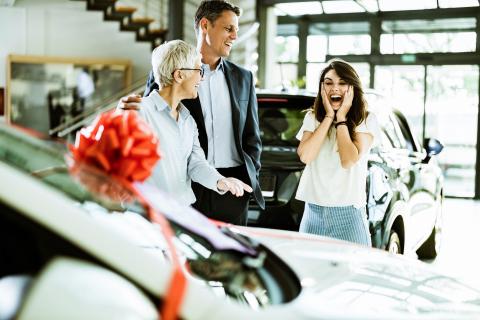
[138,40,252,206]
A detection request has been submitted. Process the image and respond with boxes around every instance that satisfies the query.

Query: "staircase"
[75,0,168,50]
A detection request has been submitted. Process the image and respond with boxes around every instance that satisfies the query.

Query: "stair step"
[121,16,154,33]
[114,5,137,13]
[131,17,155,24]
[137,28,168,42]
[149,28,168,36]
[75,0,168,51]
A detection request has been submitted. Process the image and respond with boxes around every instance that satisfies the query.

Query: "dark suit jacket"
[144,60,265,209]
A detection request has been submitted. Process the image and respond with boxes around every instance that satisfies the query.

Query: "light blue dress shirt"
[138,91,224,205]
[198,59,243,168]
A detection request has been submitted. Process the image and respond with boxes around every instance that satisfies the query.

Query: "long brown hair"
[313,58,368,140]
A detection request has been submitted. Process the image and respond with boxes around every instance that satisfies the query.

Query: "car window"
[257,95,314,147]
[259,108,305,146]
[379,129,395,149]
[393,112,418,152]
[381,115,406,149]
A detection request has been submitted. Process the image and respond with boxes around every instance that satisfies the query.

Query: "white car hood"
[237,226,480,319]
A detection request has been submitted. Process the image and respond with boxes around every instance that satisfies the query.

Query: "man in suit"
[121,0,264,225]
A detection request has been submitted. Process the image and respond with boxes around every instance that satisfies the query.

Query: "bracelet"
[324,114,334,120]
[335,121,348,129]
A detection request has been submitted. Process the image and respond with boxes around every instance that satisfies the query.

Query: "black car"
[249,90,444,259]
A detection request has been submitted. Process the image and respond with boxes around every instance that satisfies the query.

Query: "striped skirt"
[299,203,372,246]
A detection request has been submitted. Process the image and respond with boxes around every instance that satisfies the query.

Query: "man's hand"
[217,177,253,197]
[117,93,143,110]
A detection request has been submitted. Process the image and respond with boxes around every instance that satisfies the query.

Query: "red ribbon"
[69,110,161,182]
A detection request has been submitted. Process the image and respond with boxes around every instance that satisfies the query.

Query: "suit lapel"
[223,61,241,150]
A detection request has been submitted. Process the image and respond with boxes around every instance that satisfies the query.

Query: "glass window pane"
[383,18,476,33]
[277,24,298,37]
[426,65,479,197]
[350,63,370,88]
[307,35,327,62]
[356,0,380,12]
[306,62,325,92]
[374,65,425,143]
[328,35,371,55]
[379,0,437,11]
[275,36,299,63]
[310,22,370,35]
[385,32,476,53]
[275,1,323,16]
[322,1,365,13]
[380,34,394,54]
[438,0,479,8]
[272,63,298,91]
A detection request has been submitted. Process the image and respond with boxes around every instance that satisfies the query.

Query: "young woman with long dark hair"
[296,58,381,246]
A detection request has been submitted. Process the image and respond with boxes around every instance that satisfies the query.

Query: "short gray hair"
[151,40,200,87]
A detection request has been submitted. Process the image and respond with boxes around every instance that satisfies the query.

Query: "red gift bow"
[70,110,161,182]
[70,110,187,320]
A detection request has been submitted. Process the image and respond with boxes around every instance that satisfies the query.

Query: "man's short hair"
[151,40,200,88]
[194,0,241,32]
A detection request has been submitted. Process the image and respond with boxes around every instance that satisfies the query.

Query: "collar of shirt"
[203,58,224,75]
[150,90,189,122]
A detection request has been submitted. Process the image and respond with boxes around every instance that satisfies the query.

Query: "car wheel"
[417,221,442,260]
[417,196,443,260]
[387,231,402,254]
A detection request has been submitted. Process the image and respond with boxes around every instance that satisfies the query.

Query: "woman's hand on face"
[337,85,354,120]
[321,83,335,119]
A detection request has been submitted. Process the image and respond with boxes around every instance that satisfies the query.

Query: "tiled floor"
[424,198,480,288]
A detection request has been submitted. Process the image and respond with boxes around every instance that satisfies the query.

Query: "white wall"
[0,7,26,88]
[0,0,153,89]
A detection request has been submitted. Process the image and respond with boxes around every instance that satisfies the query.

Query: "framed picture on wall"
[6,55,132,135]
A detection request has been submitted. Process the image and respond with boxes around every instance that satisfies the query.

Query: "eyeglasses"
[174,68,205,78]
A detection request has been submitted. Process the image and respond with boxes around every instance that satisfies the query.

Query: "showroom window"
[380,32,476,54]
[426,65,479,197]
[273,33,299,90]
[270,0,480,198]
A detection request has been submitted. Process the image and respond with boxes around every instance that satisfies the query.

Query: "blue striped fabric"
[299,204,371,246]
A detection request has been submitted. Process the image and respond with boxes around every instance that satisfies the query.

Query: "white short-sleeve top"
[295,111,381,208]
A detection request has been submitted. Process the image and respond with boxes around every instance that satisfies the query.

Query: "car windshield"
[0,124,300,308]
[258,95,314,147]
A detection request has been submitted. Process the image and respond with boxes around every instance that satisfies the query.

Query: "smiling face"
[201,10,238,61]
[180,57,204,99]
[323,69,350,110]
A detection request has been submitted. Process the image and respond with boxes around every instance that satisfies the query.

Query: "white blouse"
[295,111,381,208]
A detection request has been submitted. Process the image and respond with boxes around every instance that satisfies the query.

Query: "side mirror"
[423,138,443,163]
[17,257,158,320]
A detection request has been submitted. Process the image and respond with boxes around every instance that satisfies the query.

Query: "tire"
[417,196,443,260]
[417,225,441,259]
[387,230,402,254]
